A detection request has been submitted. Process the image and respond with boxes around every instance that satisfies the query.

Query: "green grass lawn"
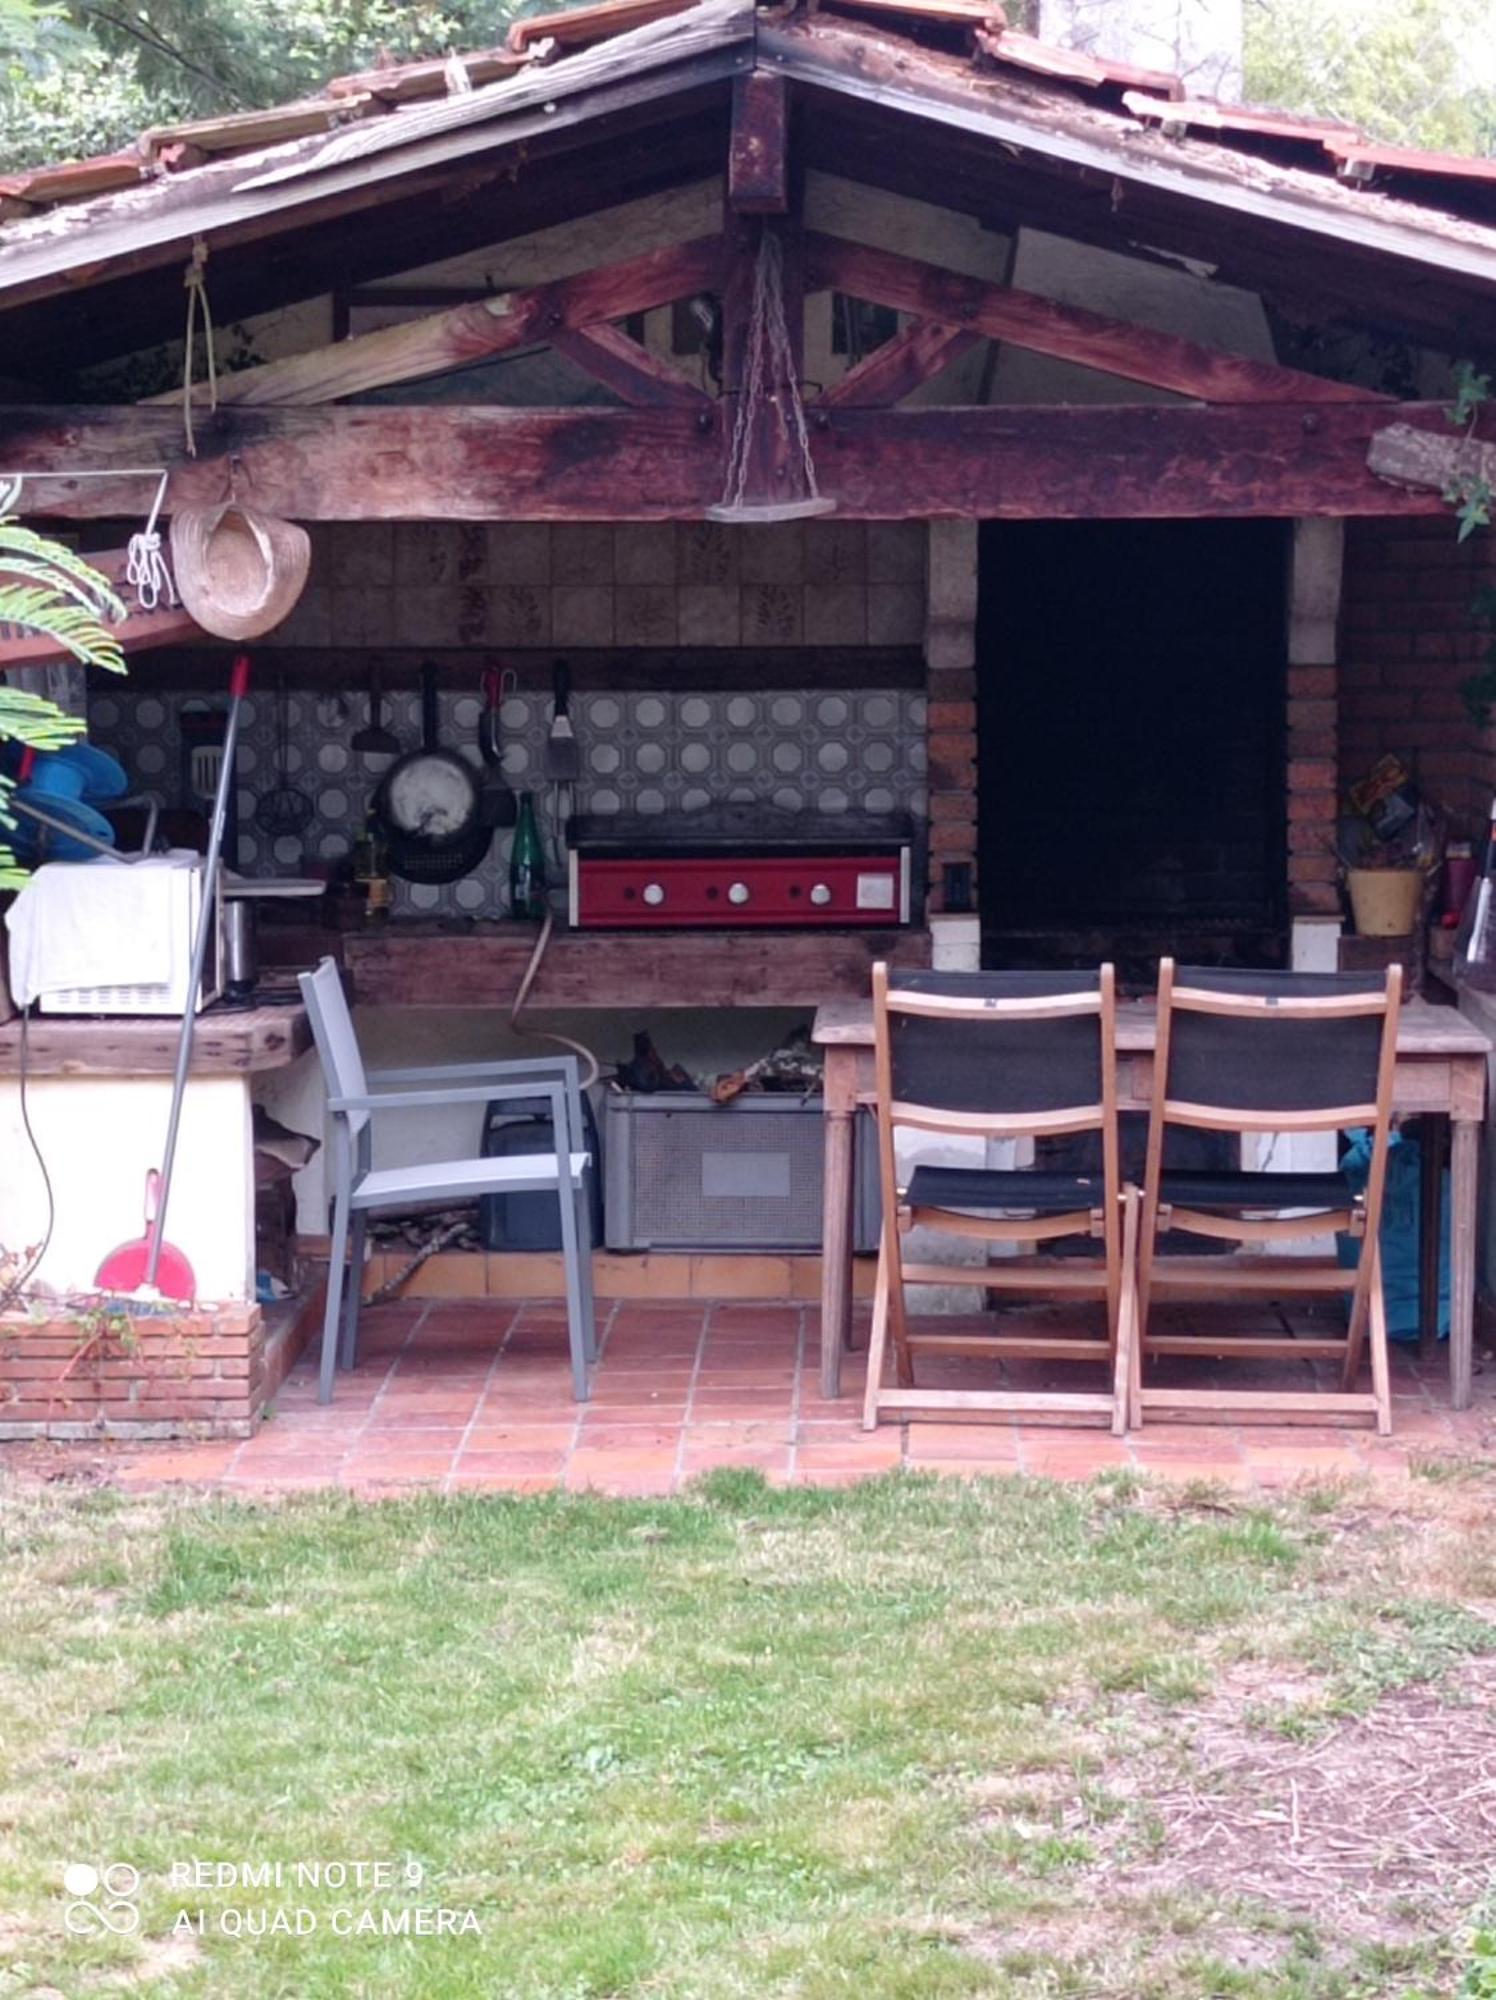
[2,1465,1495,1998]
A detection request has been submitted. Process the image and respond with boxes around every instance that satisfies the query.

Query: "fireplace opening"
[976,519,1289,979]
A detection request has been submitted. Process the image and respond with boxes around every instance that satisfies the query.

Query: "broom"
[95,652,252,1305]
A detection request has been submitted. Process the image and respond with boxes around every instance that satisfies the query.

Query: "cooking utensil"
[352,664,400,757]
[478,666,518,830]
[223,898,257,999]
[373,663,491,886]
[255,675,314,840]
[96,651,252,1302]
[543,657,580,784]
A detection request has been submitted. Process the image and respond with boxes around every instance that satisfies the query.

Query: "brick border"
[0,1301,302,1440]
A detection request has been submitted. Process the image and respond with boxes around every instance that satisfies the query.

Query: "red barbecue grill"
[566,807,915,929]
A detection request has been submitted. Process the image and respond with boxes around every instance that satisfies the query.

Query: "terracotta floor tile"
[447,1471,557,1492]
[453,1449,569,1478]
[572,1424,683,1452]
[463,1423,578,1451]
[339,1451,455,1480]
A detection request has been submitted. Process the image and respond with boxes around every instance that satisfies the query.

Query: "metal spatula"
[543,658,580,784]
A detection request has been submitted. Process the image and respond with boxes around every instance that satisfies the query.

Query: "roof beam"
[728,71,789,213]
[146,236,724,408]
[815,318,981,406]
[0,400,1468,521]
[804,232,1388,405]
[549,322,712,406]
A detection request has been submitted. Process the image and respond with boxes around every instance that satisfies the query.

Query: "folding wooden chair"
[1135,960,1403,1434]
[863,964,1139,1434]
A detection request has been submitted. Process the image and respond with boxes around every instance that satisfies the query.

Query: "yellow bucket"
[1346,867,1422,937]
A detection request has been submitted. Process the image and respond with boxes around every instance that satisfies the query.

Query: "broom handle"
[147,651,251,1287]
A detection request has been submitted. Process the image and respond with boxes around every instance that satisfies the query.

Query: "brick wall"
[0,1301,305,1441]
[1340,518,1496,839]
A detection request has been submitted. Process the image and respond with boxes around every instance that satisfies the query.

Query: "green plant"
[0,493,126,888]
[1462,1921,1496,1996]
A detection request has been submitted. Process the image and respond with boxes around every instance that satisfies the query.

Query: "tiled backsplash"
[270,520,928,649]
[88,681,929,918]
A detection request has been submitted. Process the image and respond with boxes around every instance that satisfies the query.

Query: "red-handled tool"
[96,651,252,1301]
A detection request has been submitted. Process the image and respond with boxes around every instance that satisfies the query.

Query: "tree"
[0,2,539,169]
[0,493,126,888]
[1243,0,1496,154]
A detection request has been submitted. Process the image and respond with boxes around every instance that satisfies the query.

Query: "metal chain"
[718,231,822,512]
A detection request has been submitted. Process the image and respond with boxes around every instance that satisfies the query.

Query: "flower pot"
[1347,867,1422,937]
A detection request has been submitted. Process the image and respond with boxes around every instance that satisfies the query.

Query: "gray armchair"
[298,957,596,1406]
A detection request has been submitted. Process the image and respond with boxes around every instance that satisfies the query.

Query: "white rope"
[181,236,217,460]
[125,471,175,611]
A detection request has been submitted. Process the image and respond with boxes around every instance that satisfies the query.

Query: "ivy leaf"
[1449,360,1493,428]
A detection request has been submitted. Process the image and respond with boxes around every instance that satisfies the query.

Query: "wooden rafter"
[549,322,712,407]
[803,232,1389,406]
[816,318,980,406]
[147,236,725,409]
[728,71,789,213]
[0,548,203,668]
[0,400,1469,521]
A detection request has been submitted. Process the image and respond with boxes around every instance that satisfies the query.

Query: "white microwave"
[38,858,223,1016]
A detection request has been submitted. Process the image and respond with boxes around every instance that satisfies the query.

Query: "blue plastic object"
[1337,1128,1449,1341]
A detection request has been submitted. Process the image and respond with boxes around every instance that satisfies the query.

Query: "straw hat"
[169,503,311,641]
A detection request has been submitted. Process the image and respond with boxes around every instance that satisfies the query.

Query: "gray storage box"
[604,1091,880,1253]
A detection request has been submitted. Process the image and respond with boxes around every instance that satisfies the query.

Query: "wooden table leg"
[1418,1113,1447,1364]
[819,1105,856,1401]
[819,1044,861,1401]
[1450,1116,1478,1410]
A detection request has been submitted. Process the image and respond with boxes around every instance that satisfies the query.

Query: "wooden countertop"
[342,922,931,1008]
[813,995,1494,1054]
[0,1002,311,1077]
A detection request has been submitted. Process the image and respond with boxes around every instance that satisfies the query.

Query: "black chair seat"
[1160,1170,1352,1212]
[906,1166,1105,1215]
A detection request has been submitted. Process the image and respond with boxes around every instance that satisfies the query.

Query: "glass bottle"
[509,792,546,921]
[353,809,390,922]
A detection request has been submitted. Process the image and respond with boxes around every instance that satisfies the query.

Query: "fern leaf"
[0,584,126,673]
[0,521,126,623]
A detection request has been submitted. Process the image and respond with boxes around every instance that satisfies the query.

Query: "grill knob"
[809,883,832,906]
[727,881,751,906]
[642,882,666,907]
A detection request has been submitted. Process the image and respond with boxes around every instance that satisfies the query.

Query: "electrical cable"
[0,1004,55,1314]
[510,907,602,1090]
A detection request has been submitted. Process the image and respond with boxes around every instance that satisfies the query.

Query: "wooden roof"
[2,0,1496,366]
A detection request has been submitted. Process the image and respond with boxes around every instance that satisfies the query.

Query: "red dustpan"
[96,1170,196,1302]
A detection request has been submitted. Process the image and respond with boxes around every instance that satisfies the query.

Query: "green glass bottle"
[509,791,546,921]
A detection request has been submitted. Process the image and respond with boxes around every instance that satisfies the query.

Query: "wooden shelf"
[0,1003,310,1077]
[342,923,930,1008]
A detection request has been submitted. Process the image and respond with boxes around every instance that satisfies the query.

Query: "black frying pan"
[373,663,492,885]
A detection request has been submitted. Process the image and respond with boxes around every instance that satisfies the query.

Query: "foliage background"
[0,0,1493,170]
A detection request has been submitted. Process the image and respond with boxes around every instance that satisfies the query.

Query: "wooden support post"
[1451,1115,1479,1409]
[728,71,789,213]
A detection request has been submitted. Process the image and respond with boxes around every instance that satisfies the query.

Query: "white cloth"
[4,853,196,1005]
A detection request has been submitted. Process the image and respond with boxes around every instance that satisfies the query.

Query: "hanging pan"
[372,662,492,885]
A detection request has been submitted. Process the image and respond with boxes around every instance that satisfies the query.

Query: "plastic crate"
[603,1091,879,1253]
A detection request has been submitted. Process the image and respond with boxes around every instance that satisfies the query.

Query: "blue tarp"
[1337,1128,1449,1341]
